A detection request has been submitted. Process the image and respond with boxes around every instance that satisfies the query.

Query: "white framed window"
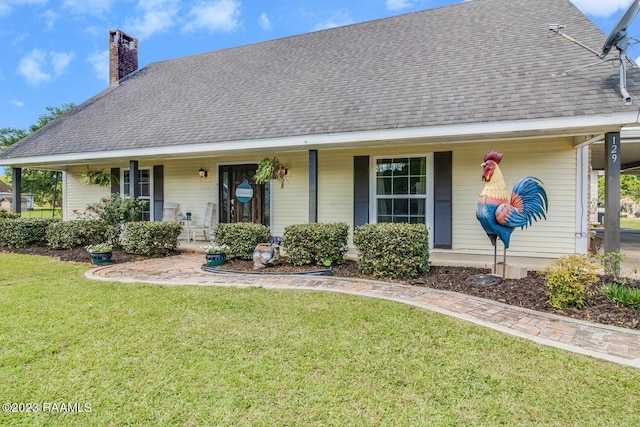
[121,168,153,221]
[372,155,432,225]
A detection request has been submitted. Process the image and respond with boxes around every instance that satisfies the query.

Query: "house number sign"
[235,182,254,203]
[610,134,619,164]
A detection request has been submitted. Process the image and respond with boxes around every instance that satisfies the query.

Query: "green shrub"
[47,220,117,249]
[282,222,349,266]
[122,222,182,256]
[214,223,271,260]
[596,251,625,283]
[0,210,20,220]
[353,223,429,279]
[543,254,599,309]
[85,193,148,226]
[602,283,640,308]
[0,218,59,248]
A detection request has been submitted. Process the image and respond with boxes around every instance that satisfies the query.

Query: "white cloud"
[62,0,115,15]
[51,51,74,75]
[312,10,353,31]
[88,49,109,84]
[569,0,630,18]
[41,9,58,29]
[17,48,74,86]
[18,49,50,85]
[11,99,24,107]
[0,0,47,17]
[183,0,241,33]
[259,12,271,30]
[129,0,180,39]
[0,4,11,17]
[385,0,414,11]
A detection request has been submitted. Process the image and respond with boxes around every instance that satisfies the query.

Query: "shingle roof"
[2,0,640,160]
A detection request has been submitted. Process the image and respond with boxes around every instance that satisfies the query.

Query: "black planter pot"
[205,253,227,267]
[89,251,113,265]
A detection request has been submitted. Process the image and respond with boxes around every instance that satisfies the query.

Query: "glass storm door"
[219,164,266,225]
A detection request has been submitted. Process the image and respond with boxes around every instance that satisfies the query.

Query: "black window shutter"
[433,151,452,249]
[353,156,369,228]
[110,168,120,194]
[153,165,164,221]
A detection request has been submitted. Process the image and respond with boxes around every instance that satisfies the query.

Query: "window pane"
[139,171,150,197]
[393,216,409,223]
[377,199,392,215]
[376,177,391,195]
[410,176,426,195]
[410,199,425,215]
[376,159,394,177]
[392,177,408,195]
[393,199,408,215]
[378,216,392,223]
[410,157,426,175]
[410,216,425,224]
[393,158,409,176]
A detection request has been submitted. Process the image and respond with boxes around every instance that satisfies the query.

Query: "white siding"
[63,138,578,258]
[65,165,111,219]
[271,152,308,237]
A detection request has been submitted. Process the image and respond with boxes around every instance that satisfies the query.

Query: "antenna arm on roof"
[548,25,601,58]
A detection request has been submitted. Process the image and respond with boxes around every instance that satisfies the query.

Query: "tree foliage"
[1,103,76,207]
[598,174,640,204]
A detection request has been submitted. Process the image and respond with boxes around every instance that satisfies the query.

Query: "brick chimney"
[109,30,138,85]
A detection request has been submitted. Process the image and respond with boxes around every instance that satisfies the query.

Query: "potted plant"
[254,157,288,188]
[201,244,231,266]
[80,167,118,187]
[86,243,113,265]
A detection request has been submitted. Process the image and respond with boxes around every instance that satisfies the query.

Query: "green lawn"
[19,208,62,219]
[621,216,640,229]
[1,254,640,426]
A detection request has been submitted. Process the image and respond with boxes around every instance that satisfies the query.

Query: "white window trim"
[369,154,434,247]
[120,167,154,220]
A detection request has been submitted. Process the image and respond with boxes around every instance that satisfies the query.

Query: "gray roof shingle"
[2,0,640,160]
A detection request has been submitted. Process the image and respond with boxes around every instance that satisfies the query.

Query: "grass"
[19,208,61,219]
[620,216,640,229]
[1,254,640,426]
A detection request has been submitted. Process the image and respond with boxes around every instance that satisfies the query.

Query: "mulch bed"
[4,246,640,330]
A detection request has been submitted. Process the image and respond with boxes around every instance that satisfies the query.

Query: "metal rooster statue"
[476,151,549,277]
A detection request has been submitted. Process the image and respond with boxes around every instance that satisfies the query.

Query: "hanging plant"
[80,167,118,187]
[254,157,288,188]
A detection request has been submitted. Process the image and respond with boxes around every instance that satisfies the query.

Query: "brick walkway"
[86,254,640,369]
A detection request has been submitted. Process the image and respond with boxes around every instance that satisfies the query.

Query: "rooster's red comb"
[484,151,503,164]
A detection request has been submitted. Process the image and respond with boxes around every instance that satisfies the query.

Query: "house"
[0,197,29,212]
[0,179,33,211]
[1,0,640,265]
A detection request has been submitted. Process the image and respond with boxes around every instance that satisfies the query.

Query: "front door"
[219,164,266,224]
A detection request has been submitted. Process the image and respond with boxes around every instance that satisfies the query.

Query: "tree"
[1,103,76,209]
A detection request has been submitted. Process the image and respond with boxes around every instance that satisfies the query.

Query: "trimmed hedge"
[0,218,60,248]
[123,222,183,256]
[47,220,118,249]
[353,223,429,279]
[282,222,349,266]
[214,223,271,260]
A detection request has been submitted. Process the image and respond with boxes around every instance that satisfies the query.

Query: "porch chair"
[161,202,179,223]
[188,202,215,242]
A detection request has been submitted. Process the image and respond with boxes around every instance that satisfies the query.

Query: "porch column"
[11,167,22,214]
[309,150,318,223]
[604,132,621,254]
[129,160,139,199]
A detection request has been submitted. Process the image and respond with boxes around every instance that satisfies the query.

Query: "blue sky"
[1,0,640,131]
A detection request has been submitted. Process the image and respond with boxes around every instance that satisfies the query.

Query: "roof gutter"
[2,112,639,167]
